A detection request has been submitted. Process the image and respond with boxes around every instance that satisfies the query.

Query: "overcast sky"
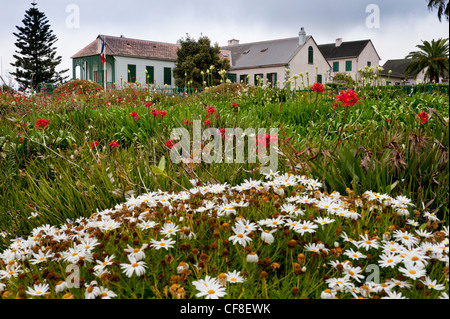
[0,0,448,84]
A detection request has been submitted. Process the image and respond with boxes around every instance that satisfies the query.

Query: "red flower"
[145,102,152,108]
[159,110,167,118]
[311,82,324,93]
[90,140,99,149]
[231,102,239,109]
[418,111,428,124]
[204,119,211,127]
[335,89,361,108]
[165,139,175,149]
[207,106,217,114]
[129,111,140,121]
[151,109,159,118]
[109,140,119,149]
[36,118,50,130]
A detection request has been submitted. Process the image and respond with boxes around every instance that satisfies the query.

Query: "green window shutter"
[367,61,371,67]
[127,64,136,83]
[345,61,352,71]
[266,73,277,88]
[254,74,263,85]
[240,74,248,84]
[146,66,154,84]
[333,62,339,72]
[308,46,314,64]
[317,74,322,84]
[226,73,237,83]
[164,67,172,85]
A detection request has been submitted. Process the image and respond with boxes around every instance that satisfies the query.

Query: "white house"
[71,35,180,88]
[221,28,331,88]
[318,38,381,83]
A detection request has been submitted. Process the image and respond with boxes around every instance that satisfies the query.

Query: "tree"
[405,38,449,83]
[11,1,68,91]
[427,0,449,21]
[173,34,230,88]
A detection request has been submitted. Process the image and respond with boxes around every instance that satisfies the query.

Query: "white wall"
[114,56,176,87]
[328,41,381,83]
[228,65,286,87]
[289,37,331,87]
[226,38,331,89]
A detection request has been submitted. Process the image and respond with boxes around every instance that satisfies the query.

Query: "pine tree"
[11,1,68,91]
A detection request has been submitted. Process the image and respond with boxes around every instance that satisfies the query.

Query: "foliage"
[52,80,104,97]
[405,38,449,83]
[427,0,449,21]
[173,34,230,88]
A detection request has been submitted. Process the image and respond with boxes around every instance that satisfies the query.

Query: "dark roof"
[221,36,312,70]
[71,35,180,61]
[318,40,377,60]
[380,59,417,78]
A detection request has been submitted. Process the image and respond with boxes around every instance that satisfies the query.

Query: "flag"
[100,39,106,65]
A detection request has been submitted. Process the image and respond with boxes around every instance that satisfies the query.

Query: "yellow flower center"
[387,259,393,263]
[237,234,244,238]
[132,263,139,268]
[412,256,419,261]
[208,289,215,294]
[409,270,416,275]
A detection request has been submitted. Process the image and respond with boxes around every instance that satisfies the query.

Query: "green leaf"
[150,165,167,177]
[158,156,166,171]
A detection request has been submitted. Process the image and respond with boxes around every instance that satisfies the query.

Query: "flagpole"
[103,39,107,91]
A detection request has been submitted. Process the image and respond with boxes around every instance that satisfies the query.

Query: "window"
[164,67,172,85]
[317,74,322,84]
[308,46,314,64]
[266,73,277,88]
[254,74,263,86]
[146,66,154,84]
[226,73,237,83]
[333,62,339,73]
[345,61,352,72]
[240,74,248,84]
[127,64,136,83]
[367,61,372,67]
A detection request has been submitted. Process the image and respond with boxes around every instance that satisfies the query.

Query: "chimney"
[298,27,306,46]
[228,39,239,46]
[335,38,342,47]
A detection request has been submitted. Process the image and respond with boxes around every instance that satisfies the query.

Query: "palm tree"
[405,38,449,83]
[427,0,449,22]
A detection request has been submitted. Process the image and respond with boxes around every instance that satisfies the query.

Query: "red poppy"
[231,102,239,109]
[418,111,428,124]
[145,102,152,108]
[204,119,211,127]
[109,140,119,148]
[335,89,360,108]
[36,118,50,130]
[311,82,324,93]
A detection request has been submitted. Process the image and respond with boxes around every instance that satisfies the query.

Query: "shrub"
[52,79,103,97]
